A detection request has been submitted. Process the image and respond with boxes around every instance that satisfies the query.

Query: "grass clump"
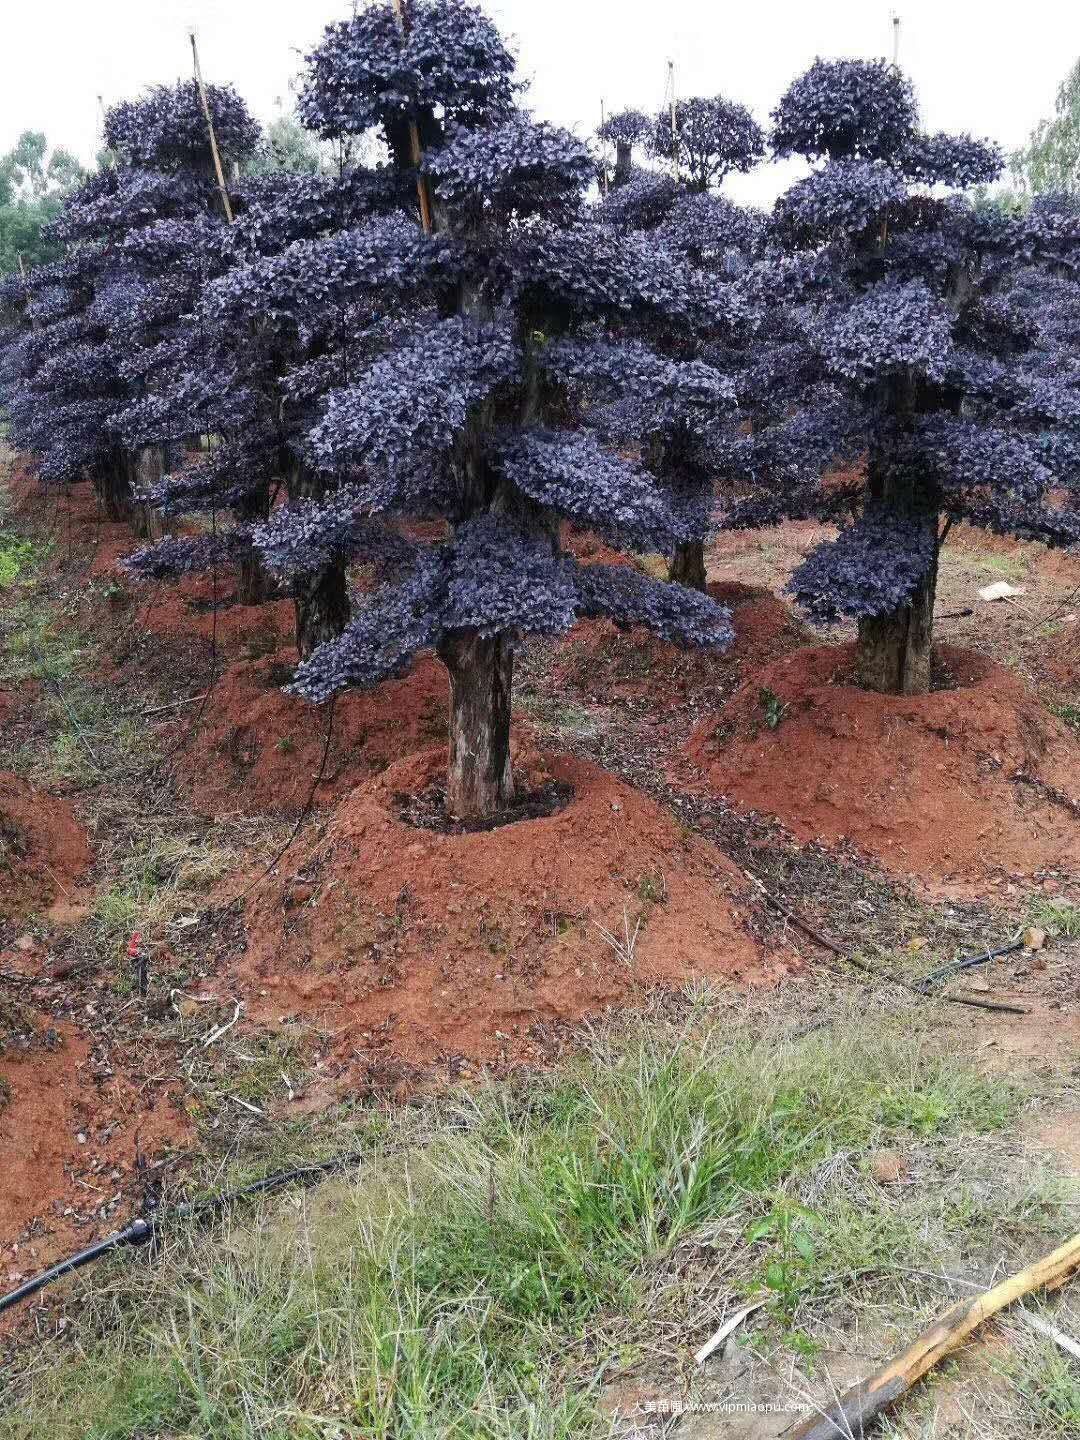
[0,1009,1027,1440]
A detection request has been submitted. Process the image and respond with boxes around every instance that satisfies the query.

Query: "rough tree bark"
[234,484,270,606]
[95,450,135,523]
[613,140,633,188]
[286,461,351,658]
[438,631,515,819]
[669,540,707,591]
[294,562,350,660]
[856,511,939,695]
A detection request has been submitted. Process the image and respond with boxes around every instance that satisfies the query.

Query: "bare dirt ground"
[2,458,1080,1435]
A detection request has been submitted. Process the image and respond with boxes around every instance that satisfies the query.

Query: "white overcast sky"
[2,1,1079,206]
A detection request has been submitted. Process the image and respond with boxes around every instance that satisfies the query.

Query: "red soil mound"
[686,644,1080,888]
[0,1016,189,1275]
[235,744,784,1075]
[555,583,810,710]
[176,653,449,817]
[134,575,296,660]
[0,774,93,921]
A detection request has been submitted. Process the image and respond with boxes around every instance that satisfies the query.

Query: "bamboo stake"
[189,29,234,223]
[390,0,433,234]
[791,1231,1080,1440]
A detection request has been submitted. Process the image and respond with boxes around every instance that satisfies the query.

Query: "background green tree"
[0,130,88,275]
[1012,57,1080,195]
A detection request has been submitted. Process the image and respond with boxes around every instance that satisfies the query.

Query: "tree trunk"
[293,561,350,660]
[438,631,515,821]
[99,456,134,523]
[856,515,939,696]
[236,546,268,606]
[669,540,707,591]
[613,140,633,188]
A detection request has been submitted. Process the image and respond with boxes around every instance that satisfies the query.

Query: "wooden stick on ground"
[791,1231,1080,1439]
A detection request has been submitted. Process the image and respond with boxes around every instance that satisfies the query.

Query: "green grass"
[0,1011,1029,1440]
[1028,894,1080,942]
[0,529,42,587]
[1021,1342,1080,1436]
[1052,703,1080,734]
[979,552,1029,581]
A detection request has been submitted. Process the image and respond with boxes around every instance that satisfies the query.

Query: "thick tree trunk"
[438,631,515,821]
[99,455,134,523]
[669,540,707,591]
[236,546,268,606]
[613,140,633,188]
[293,561,350,659]
[285,460,351,657]
[856,515,939,696]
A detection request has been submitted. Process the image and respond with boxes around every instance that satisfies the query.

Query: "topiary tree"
[649,95,765,193]
[761,58,1080,694]
[0,252,136,518]
[597,107,651,188]
[269,0,734,819]
[593,176,767,591]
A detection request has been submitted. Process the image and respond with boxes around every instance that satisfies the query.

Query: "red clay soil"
[1044,620,1080,693]
[176,652,449,817]
[0,1014,190,1289]
[133,575,296,661]
[555,582,810,709]
[235,742,788,1073]
[0,773,93,922]
[686,643,1080,889]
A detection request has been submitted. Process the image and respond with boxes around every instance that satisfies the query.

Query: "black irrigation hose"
[0,1149,368,1318]
[916,939,1026,992]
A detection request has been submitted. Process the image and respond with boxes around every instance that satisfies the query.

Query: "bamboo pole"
[189,29,234,223]
[390,0,433,234]
[791,1230,1080,1439]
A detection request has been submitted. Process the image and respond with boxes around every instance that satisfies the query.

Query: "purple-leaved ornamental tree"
[597,107,651,188]
[761,59,1080,694]
[269,0,735,819]
[649,95,765,194]
[592,97,767,590]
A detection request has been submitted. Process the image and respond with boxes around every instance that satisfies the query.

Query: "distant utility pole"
[891,11,901,65]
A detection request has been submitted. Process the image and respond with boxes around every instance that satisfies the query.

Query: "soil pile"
[555,583,810,711]
[237,743,784,1075]
[134,577,296,661]
[177,653,449,817]
[687,644,1080,888]
[0,774,92,921]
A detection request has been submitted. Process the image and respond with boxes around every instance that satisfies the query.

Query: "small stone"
[14,935,37,953]
[75,1133,87,1145]
[870,1150,905,1185]
[1023,926,1047,952]
[906,937,927,954]
[284,883,314,909]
